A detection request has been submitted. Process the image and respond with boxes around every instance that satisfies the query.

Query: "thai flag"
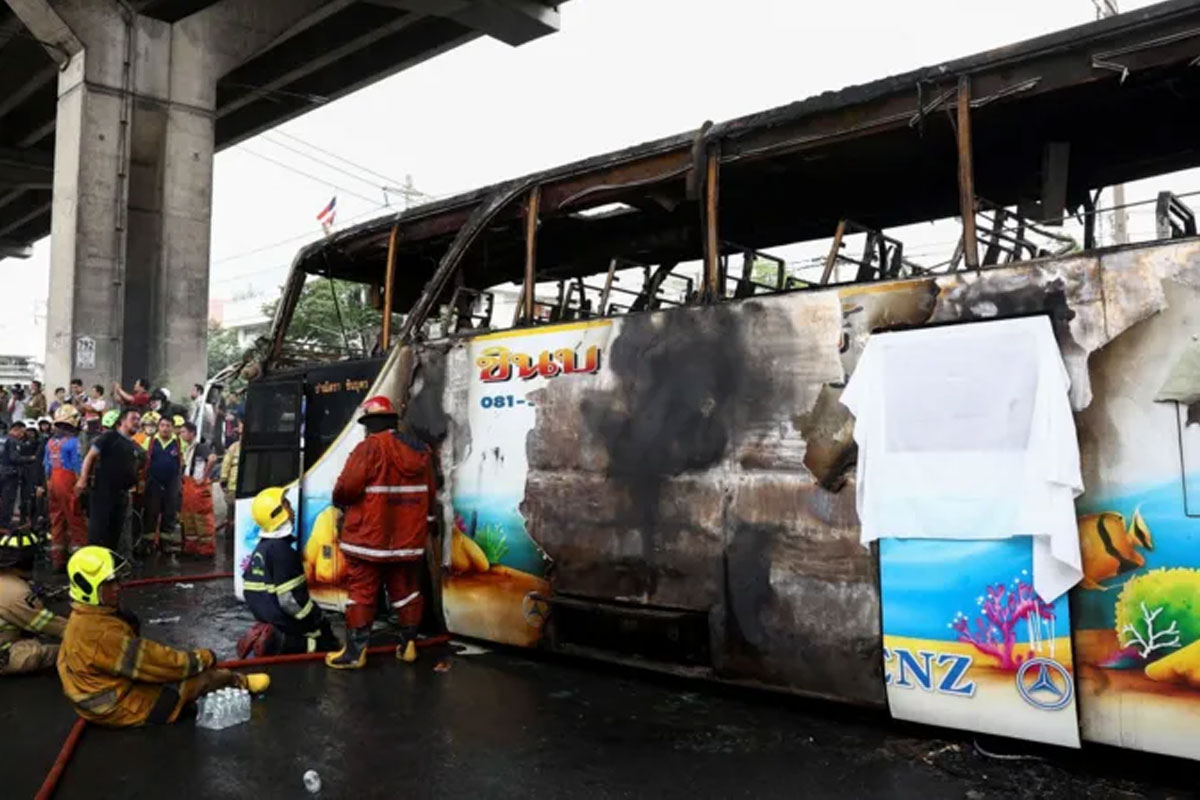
[316,196,337,233]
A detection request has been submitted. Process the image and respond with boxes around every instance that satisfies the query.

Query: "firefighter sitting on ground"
[237,486,339,658]
[0,530,67,675]
[326,395,436,669]
[57,545,270,727]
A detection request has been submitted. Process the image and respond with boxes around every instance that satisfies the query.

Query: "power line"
[267,130,446,209]
[238,147,381,206]
[272,129,405,189]
[261,134,390,197]
[210,204,389,271]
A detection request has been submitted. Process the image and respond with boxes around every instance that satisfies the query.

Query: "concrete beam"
[0,146,53,188]
[452,0,559,46]
[0,198,50,236]
[165,0,329,110]
[363,0,469,13]
[216,11,425,119]
[362,0,558,45]
[0,11,25,49]
[0,238,33,258]
[0,63,55,121]
[3,0,84,65]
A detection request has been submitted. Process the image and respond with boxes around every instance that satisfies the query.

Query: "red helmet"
[358,395,398,423]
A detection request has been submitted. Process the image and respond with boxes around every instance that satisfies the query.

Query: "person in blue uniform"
[237,487,338,658]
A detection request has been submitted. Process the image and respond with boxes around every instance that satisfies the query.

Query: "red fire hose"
[33,572,450,799]
[215,634,451,669]
[33,719,86,800]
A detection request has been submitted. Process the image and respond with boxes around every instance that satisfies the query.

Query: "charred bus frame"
[233,0,1200,757]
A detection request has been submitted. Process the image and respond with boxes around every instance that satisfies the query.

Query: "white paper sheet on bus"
[840,315,1083,602]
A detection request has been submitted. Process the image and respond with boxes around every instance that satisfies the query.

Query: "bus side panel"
[1071,254,1200,759]
[439,321,617,647]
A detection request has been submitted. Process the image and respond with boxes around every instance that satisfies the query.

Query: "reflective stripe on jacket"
[242,535,322,635]
[332,430,434,562]
[0,571,67,645]
[56,603,214,726]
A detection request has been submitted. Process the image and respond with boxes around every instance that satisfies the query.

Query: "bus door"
[297,359,382,610]
[233,377,304,595]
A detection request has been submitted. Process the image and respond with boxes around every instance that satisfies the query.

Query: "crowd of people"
[0,378,245,570]
[0,392,437,736]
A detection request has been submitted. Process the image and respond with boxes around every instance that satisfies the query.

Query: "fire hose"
[34,571,450,800]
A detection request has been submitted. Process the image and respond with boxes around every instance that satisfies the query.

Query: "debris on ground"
[174,583,195,589]
[148,616,181,625]
[303,769,321,793]
[448,640,489,656]
[433,660,452,673]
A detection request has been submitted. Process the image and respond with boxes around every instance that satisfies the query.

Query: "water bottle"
[210,693,224,730]
[216,690,231,729]
[303,770,321,794]
[238,688,250,723]
[195,694,210,728]
[198,692,220,730]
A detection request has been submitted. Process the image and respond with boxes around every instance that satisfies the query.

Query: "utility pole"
[382,175,426,210]
[1092,0,1129,244]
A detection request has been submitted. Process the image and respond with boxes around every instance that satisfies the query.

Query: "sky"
[0,0,1173,361]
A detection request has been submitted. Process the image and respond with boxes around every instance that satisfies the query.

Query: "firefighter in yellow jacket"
[0,529,67,675]
[57,546,270,727]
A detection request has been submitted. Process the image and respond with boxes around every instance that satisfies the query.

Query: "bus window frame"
[236,377,304,500]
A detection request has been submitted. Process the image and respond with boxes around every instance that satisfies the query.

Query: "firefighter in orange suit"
[43,406,88,571]
[325,396,436,669]
[178,422,217,557]
[57,546,270,727]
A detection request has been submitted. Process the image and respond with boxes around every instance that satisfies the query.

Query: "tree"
[750,258,784,290]
[261,278,384,356]
[207,320,242,378]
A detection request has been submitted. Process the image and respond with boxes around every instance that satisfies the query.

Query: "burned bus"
[233,3,1200,758]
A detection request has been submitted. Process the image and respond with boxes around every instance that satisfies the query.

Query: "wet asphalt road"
[3,550,1198,800]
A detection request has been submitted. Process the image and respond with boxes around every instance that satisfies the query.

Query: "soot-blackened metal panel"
[431,238,1199,707]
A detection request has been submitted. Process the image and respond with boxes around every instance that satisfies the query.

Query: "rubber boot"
[236,673,271,693]
[325,626,370,669]
[396,626,419,664]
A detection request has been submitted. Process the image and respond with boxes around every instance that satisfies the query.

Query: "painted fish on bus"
[1068,280,1200,760]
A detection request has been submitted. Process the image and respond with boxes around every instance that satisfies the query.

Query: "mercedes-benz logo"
[1015,657,1073,710]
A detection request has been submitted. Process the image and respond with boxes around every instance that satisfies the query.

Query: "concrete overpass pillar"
[7,0,327,395]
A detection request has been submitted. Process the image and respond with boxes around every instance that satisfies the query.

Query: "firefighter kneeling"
[57,546,271,727]
[238,486,339,658]
[326,396,435,669]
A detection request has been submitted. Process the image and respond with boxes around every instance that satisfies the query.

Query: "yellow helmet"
[67,546,130,605]
[53,404,81,428]
[251,487,291,533]
[0,529,46,569]
[172,415,185,428]
[142,410,160,425]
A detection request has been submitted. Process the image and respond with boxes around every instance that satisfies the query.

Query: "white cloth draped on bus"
[840,316,1083,602]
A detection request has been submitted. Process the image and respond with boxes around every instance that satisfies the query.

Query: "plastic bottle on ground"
[303,770,321,794]
[195,694,211,729]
